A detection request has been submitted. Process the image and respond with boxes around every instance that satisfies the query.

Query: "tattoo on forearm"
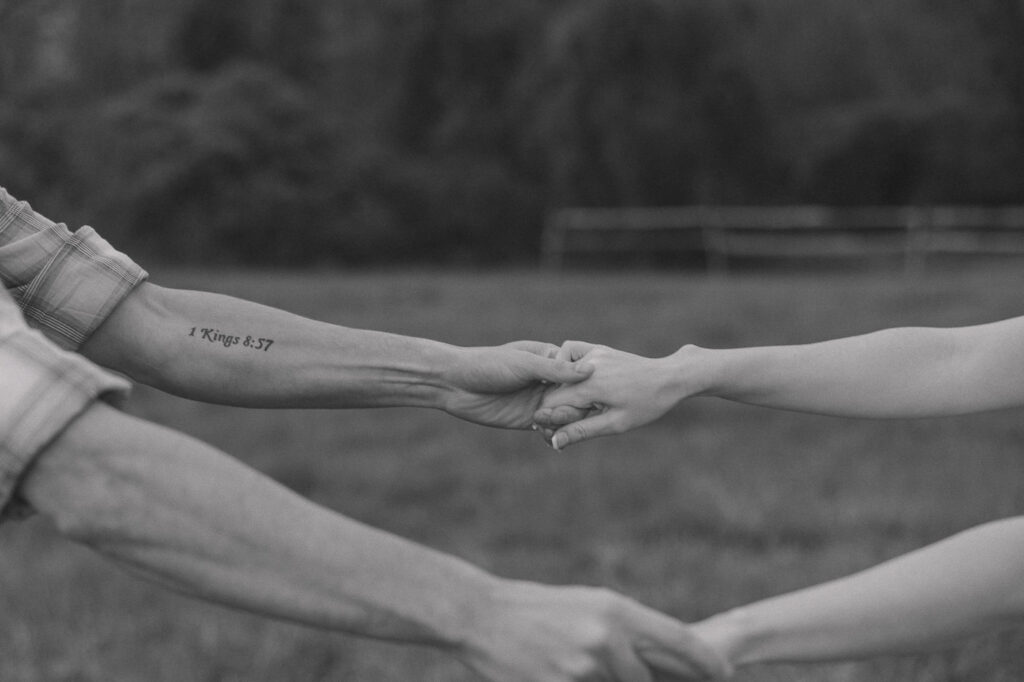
[188,327,275,352]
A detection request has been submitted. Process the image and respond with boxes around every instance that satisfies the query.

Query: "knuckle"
[607,415,628,434]
[553,406,574,421]
[580,618,614,649]
[582,587,625,623]
[596,588,626,616]
[569,423,589,440]
[561,653,602,680]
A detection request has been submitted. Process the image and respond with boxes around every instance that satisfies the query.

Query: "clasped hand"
[532,341,691,449]
[439,339,691,443]
[444,339,732,680]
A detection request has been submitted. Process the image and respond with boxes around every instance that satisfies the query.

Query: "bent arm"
[693,517,1024,667]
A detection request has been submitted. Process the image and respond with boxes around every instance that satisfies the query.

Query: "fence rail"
[541,206,1024,272]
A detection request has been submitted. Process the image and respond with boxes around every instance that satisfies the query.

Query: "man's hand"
[440,341,594,429]
[458,580,732,681]
[533,341,688,450]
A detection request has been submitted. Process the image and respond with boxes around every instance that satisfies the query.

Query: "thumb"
[503,339,559,359]
[556,339,598,362]
[550,410,620,450]
[533,403,591,428]
[525,354,594,385]
[623,604,734,680]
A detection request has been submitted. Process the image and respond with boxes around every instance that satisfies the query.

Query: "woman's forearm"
[537,324,992,448]
[693,517,1024,667]
[80,283,458,409]
[682,317,1024,417]
[536,315,1024,449]
[21,402,492,646]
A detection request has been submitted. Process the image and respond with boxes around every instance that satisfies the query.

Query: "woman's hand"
[533,341,692,450]
[459,580,733,682]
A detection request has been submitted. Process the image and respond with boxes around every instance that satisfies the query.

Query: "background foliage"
[0,0,1022,264]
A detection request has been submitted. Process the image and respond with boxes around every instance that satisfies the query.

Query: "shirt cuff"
[16,225,148,350]
[0,327,131,521]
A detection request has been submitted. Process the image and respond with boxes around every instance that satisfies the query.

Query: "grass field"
[3,264,1024,681]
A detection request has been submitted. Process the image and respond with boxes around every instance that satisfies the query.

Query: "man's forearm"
[680,320,1024,417]
[693,518,1024,667]
[19,403,731,682]
[80,283,458,409]
[21,402,492,647]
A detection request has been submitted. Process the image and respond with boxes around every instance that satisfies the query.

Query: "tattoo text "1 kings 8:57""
[188,327,275,351]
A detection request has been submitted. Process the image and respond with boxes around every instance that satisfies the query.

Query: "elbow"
[23,416,146,547]
[45,452,141,547]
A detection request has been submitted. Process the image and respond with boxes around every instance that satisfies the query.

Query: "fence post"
[701,209,728,275]
[903,207,928,276]
[541,210,568,271]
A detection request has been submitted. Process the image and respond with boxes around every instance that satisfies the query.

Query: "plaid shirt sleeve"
[0,187,148,350]
[0,292,131,521]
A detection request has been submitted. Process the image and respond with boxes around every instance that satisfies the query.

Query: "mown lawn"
[3,264,1024,681]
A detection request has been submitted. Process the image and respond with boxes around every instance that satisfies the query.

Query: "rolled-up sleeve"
[0,187,147,350]
[0,292,130,521]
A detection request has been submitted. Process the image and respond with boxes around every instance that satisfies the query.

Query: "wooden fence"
[541,206,1024,272]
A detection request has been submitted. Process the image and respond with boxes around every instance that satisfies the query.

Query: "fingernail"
[553,433,568,450]
[530,424,538,431]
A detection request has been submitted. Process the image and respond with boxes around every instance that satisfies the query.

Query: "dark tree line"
[0,0,1021,264]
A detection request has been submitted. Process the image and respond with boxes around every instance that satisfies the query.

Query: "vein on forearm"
[23,404,491,646]
[82,283,453,409]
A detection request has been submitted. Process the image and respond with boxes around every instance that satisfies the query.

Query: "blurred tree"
[2,0,1022,263]
[70,64,341,264]
[263,0,328,82]
[350,0,550,260]
[516,0,782,206]
[972,0,1024,131]
[175,0,330,83]
[0,0,68,94]
[383,0,542,155]
[176,0,255,72]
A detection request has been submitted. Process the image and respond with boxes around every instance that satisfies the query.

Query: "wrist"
[422,342,464,410]
[692,607,760,671]
[433,344,490,416]
[450,575,519,658]
[373,338,461,411]
[665,344,718,399]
